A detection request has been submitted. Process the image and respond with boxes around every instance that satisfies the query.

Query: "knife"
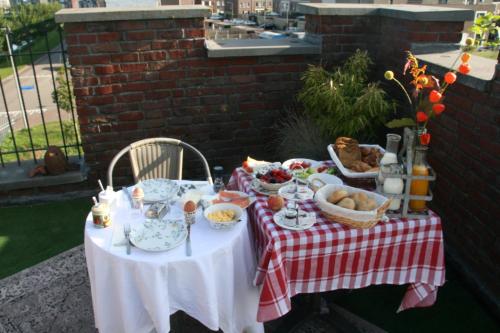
[186,224,192,257]
[122,186,133,207]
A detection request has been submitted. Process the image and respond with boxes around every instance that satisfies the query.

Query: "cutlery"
[124,224,131,255]
[122,186,134,208]
[186,224,192,256]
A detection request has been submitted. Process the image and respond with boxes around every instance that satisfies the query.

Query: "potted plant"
[383,38,474,147]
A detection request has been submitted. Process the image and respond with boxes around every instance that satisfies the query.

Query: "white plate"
[273,209,316,231]
[129,218,187,252]
[211,190,256,209]
[327,144,384,178]
[137,178,180,203]
[278,184,315,201]
[251,179,278,196]
[282,158,321,170]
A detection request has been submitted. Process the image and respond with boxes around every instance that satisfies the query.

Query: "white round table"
[84,182,264,333]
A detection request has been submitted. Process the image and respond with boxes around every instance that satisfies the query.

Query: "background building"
[225,0,272,15]
[272,0,498,21]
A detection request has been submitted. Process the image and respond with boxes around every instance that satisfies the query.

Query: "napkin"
[111,224,128,247]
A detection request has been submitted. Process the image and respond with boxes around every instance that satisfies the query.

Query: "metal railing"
[0,24,82,167]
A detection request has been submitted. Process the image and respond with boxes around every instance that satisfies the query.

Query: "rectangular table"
[227,166,446,322]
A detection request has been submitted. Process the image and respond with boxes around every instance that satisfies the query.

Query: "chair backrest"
[107,138,213,188]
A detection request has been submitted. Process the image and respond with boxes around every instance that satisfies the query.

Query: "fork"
[124,224,131,255]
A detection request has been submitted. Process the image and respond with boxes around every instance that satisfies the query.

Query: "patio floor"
[0,245,386,333]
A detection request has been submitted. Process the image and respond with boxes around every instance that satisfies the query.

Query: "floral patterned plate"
[137,178,180,203]
[129,218,187,252]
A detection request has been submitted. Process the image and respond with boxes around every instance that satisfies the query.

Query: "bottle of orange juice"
[409,146,429,211]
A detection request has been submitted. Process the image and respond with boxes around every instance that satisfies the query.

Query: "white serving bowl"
[203,203,243,230]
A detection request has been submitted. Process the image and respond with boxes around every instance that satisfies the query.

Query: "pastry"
[327,189,349,204]
[335,137,361,168]
[350,160,371,172]
[336,197,356,210]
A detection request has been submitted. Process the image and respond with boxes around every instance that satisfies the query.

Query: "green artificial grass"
[0,198,90,279]
[0,121,81,163]
[0,29,60,79]
[326,267,499,333]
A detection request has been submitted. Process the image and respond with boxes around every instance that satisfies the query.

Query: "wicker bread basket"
[314,184,390,229]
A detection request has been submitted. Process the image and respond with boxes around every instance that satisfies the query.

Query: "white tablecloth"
[84,181,264,333]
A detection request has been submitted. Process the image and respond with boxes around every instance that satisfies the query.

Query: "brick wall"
[305,14,463,65]
[64,18,316,185]
[427,64,500,308]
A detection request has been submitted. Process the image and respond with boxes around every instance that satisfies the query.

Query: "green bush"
[298,50,393,141]
[0,3,61,49]
[273,112,331,161]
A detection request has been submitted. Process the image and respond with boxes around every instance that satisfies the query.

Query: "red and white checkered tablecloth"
[227,166,446,322]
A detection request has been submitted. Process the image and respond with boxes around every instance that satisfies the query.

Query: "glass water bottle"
[213,166,225,193]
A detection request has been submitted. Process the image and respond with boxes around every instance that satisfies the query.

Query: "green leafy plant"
[298,50,393,141]
[470,12,499,48]
[52,67,74,113]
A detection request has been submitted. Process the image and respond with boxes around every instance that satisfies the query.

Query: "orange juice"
[409,165,429,211]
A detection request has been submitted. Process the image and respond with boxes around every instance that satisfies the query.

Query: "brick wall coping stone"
[416,49,496,91]
[297,4,474,22]
[55,5,210,23]
[205,38,320,58]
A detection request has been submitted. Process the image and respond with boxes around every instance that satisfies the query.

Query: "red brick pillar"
[56,7,209,183]
[300,4,472,66]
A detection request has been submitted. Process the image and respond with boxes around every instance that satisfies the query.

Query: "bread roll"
[336,197,356,210]
[357,198,378,211]
[327,190,349,204]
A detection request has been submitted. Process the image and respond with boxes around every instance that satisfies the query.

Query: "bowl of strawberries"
[256,168,293,191]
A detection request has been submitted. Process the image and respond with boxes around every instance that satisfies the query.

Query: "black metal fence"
[0,24,82,167]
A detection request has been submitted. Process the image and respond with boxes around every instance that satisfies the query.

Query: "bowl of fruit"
[256,168,293,191]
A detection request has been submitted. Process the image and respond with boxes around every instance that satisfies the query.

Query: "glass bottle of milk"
[378,134,401,185]
[383,164,404,211]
